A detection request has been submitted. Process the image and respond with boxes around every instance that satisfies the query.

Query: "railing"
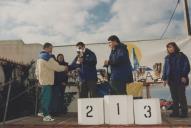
[0,80,39,128]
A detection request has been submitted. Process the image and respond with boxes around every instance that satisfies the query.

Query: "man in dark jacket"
[162,42,190,118]
[104,35,133,95]
[69,42,97,98]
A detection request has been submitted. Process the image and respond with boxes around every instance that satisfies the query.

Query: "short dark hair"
[166,42,180,53]
[43,42,53,49]
[76,42,85,47]
[108,35,120,44]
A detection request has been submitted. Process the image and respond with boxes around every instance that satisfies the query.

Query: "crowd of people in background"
[35,35,190,122]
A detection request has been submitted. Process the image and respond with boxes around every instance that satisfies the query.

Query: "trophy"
[153,63,162,80]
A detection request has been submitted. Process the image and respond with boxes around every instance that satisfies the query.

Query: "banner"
[54,37,191,79]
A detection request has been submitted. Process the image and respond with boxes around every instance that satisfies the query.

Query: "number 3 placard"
[134,98,162,125]
[78,98,104,125]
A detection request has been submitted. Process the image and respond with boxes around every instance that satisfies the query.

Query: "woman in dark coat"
[51,54,68,115]
[162,42,190,118]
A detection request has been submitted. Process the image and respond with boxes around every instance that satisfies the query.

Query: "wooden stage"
[1,112,191,128]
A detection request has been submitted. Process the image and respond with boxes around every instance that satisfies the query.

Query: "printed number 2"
[117,103,120,115]
[86,106,93,117]
[144,105,152,118]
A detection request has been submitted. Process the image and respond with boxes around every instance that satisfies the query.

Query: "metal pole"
[183,0,191,36]
[2,81,12,127]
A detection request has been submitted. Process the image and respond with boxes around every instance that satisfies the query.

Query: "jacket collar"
[39,51,51,61]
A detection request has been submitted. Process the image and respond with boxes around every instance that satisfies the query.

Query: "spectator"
[163,42,190,118]
[51,54,68,116]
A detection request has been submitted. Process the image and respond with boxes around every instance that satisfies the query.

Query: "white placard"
[134,98,162,125]
[78,98,104,125]
[104,95,134,124]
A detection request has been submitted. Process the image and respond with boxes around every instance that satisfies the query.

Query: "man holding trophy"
[69,42,97,98]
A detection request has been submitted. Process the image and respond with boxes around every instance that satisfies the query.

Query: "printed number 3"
[144,105,152,118]
[86,105,93,117]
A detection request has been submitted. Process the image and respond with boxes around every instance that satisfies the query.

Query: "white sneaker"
[37,112,44,117]
[43,115,54,122]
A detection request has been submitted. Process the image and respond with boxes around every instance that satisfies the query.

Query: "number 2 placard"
[78,98,104,125]
[134,98,162,125]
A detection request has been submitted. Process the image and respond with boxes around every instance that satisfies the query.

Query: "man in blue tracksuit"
[69,42,97,98]
[104,35,133,95]
[35,43,68,121]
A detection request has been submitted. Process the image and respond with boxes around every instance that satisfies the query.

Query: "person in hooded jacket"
[104,35,133,95]
[51,54,68,115]
[162,42,190,118]
[35,43,68,121]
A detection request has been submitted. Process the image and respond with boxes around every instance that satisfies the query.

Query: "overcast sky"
[0,0,190,45]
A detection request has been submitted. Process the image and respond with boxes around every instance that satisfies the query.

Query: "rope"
[160,0,180,39]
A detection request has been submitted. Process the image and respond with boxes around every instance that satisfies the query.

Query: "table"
[143,81,163,98]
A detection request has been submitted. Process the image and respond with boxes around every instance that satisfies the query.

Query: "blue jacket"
[109,43,133,83]
[69,48,97,81]
[162,52,190,84]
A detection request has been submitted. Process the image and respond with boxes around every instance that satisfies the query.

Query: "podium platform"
[1,111,191,128]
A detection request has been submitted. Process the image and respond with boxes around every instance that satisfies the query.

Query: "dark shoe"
[169,112,179,117]
[179,113,188,118]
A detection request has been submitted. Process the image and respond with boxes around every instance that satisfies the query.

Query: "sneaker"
[43,115,55,122]
[37,112,44,117]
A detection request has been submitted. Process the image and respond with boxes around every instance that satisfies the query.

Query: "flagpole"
[183,0,191,36]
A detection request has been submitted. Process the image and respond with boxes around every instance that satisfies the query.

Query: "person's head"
[57,54,64,62]
[76,42,85,54]
[43,42,53,53]
[166,42,180,54]
[107,35,120,49]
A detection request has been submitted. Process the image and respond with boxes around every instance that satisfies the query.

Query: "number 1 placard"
[78,98,104,125]
[134,98,162,125]
[104,95,134,124]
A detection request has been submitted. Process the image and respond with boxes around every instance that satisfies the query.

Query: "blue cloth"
[162,52,190,84]
[69,48,97,81]
[109,43,133,83]
[38,51,51,61]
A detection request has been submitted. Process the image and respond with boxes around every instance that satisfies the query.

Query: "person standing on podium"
[104,35,133,95]
[69,42,97,98]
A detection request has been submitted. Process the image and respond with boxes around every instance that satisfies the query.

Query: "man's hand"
[181,77,187,84]
[104,60,109,66]
[61,82,66,86]
[65,66,68,72]
[76,57,83,64]
[163,80,168,86]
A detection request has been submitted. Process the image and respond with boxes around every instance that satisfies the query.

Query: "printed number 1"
[117,103,120,115]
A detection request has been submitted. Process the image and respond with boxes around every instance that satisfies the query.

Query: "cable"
[160,0,180,39]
